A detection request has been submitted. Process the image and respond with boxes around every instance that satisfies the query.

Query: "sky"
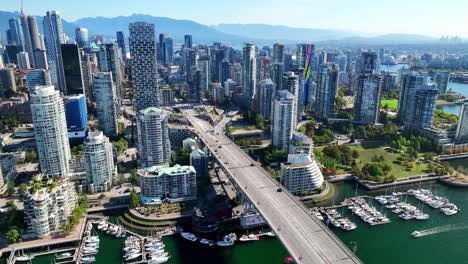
[3,0,468,37]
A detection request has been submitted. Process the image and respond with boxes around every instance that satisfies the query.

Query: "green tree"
[6,181,15,196]
[129,189,140,208]
[6,229,19,244]
[18,183,28,196]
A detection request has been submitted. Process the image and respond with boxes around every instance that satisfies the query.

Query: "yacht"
[84,236,99,243]
[411,231,422,237]
[58,252,72,258]
[147,255,170,264]
[124,253,142,261]
[81,256,96,263]
[313,211,324,221]
[217,240,234,247]
[265,231,276,237]
[415,213,429,220]
[180,232,197,242]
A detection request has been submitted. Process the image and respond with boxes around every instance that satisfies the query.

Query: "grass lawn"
[349,144,429,178]
[380,99,398,111]
[228,125,256,133]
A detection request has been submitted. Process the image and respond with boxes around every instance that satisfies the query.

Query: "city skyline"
[1,0,468,38]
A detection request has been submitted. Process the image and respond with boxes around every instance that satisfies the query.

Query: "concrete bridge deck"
[184,107,361,264]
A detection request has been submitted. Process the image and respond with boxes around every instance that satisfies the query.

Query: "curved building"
[280,154,324,195]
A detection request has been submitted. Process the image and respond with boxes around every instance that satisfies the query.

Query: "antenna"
[20,0,24,16]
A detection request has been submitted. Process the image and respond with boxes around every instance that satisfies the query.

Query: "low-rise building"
[139,164,197,204]
[23,179,77,239]
[288,132,314,157]
[280,154,324,195]
[0,153,16,181]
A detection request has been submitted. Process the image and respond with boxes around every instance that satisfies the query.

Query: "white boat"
[124,253,142,261]
[146,249,165,255]
[81,256,96,262]
[313,211,324,221]
[265,231,276,237]
[58,252,73,258]
[199,238,215,246]
[148,252,169,258]
[84,236,99,243]
[415,214,429,220]
[15,255,34,261]
[180,232,197,242]
[239,234,259,242]
[147,255,170,264]
[217,240,234,247]
[412,231,421,237]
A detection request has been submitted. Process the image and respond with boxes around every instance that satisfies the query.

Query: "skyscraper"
[397,71,426,126]
[190,149,209,177]
[16,51,30,70]
[80,52,94,99]
[315,63,339,120]
[272,63,284,91]
[297,44,315,106]
[33,48,48,70]
[61,44,85,95]
[242,43,256,108]
[184,34,193,49]
[20,15,41,68]
[358,51,378,74]
[188,68,202,102]
[163,37,174,65]
[98,42,123,98]
[93,72,119,137]
[84,131,115,193]
[74,27,89,48]
[0,68,16,97]
[271,90,296,151]
[26,69,52,92]
[8,18,24,50]
[273,43,285,64]
[30,85,71,177]
[257,79,274,121]
[43,11,66,93]
[129,22,160,113]
[354,73,383,125]
[116,31,126,60]
[435,71,450,94]
[455,103,468,143]
[283,71,301,121]
[406,86,439,130]
[137,107,171,168]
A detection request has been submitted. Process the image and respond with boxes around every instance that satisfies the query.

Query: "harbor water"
[11,178,468,264]
[437,82,468,116]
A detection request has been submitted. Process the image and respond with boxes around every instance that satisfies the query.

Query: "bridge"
[183,107,361,264]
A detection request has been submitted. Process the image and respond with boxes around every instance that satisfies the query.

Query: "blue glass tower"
[65,94,88,138]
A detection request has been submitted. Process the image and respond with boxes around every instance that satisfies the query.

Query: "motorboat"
[217,240,234,247]
[313,211,324,221]
[15,255,34,262]
[58,252,73,258]
[239,234,259,242]
[124,252,142,261]
[84,236,99,243]
[200,238,215,246]
[265,231,276,237]
[412,231,422,237]
[180,232,197,242]
[415,213,429,220]
[81,256,96,263]
[147,255,170,264]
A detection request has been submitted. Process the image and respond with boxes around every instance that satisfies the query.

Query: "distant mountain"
[318,34,439,46]
[74,14,245,44]
[212,23,358,43]
[0,11,441,46]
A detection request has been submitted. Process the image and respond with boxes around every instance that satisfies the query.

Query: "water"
[17,180,468,264]
[379,64,409,73]
[437,81,468,116]
[325,182,468,264]
[30,227,289,264]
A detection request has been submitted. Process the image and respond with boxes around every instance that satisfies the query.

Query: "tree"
[6,229,19,244]
[18,183,28,196]
[255,115,265,130]
[6,181,15,196]
[129,189,140,208]
[24,149,38,163]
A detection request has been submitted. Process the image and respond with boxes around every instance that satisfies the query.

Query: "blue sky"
[3,0,467,37]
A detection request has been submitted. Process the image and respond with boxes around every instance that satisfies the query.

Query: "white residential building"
[280,154,324,195]
[30,85,71,177]
[24,179,77,238]
[137,107,171,167]
[139,164,197,204]
[84,131,115,193]
[455,103,468,142]
[271,90,296,151]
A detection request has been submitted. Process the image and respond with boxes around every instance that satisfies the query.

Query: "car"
[218,146,222,148]
[250,163,254,166]
[277,188,283,192]
[225,161,230,164]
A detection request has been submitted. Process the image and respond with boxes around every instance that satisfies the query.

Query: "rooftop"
[139,164,196,177]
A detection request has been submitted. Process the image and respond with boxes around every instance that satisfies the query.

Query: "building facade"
[314,63,339,120]
[30,85,71,177]
[190,148,209,177]
[271,90,296,151]
[65,94,88,138]
[84,131,115,193]
[93,72,119,137]
[354,73,383,125]
[137,107,171,167]
[43,11,66,93]
[280,154,324,195]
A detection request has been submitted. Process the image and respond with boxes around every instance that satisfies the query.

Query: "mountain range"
[0,11,439,45]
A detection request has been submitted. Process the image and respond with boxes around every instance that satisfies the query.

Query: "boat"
[15,255,34,261]
[147,255,170,264]
[200,238,215,246]
[84,236,99,243]
[81,256,96,262]
[415,213,429,220]
[217,240,234,247]
[412,231,422,237]
[146,249,165,255]
[58,252,73,258]
[239,234,259,242]
[265,231,276,237]
[312,211,324,221]
[180,232,197,242]
[124,253,142,261]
